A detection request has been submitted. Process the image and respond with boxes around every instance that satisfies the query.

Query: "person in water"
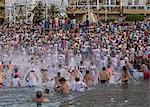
[51,72,63,89]
[11,74,21,87]
[0,66,6,88]
[55,77,70,94]
[25,70,39,87]
[32,91,49,104]
[121,66,129,84]
[43,89,50,97]
[83,70,93,86]
[98,67,109,84]
[72,77,88,92]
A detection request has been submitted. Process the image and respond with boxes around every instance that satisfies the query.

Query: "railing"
[67,5,150,10]
[67,5,150,14]
[68,5,150,8]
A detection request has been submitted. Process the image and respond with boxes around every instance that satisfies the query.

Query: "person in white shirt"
[111,56,118,70]
[72,77,88,92]
[25,70,39,87]
[11,74,21,87]
[78,61,86,75]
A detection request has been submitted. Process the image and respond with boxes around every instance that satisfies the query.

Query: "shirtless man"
[56,77,70,94]
[98,67,109,84]
[0,66,6,88]
[32,91,49,107]
[125,61,134,75]
[121,66,129,84]
[51,72,63,89]
[83,70,93,86]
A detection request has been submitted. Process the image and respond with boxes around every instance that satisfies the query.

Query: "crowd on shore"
[0,19,150,98]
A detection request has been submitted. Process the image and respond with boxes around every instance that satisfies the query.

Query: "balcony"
[67,5,150,15]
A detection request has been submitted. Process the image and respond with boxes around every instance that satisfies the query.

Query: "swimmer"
[55,77,70,94]
[43,89,50,97]
[25,70,39,87]
[11,74,21,87]
[51,72,63,89]
[98,67,109,84]
[32,91,49,107]
[83,70,93,86]
[72,77,88,92]
[0,67,6,88]
[121,66,129,84]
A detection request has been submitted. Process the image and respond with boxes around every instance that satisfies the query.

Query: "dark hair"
[57,72,61,76]
[36,91,42,98]
[86,70,90,74]
[59,77,66,83]
[102,67,106,70]
[75,77,80,82]
[122,66,127,71]
[80,61,83,64]
[44,89,49,94]
[14,68,18,73]
[31,70,35,73]
[14,74,19,78]
[58,64,62,67]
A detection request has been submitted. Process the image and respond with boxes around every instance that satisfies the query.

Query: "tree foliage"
[48,4,60,19]
[125,14,144,21]
[32,1,44,24]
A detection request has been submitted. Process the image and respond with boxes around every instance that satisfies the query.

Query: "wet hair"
[80,61,83,65]
[57,72,61,76]
[122,66,127,71]
[36,91,42,98]
[75,77,80,82]
[14,68,18,73]
[31,70,35,72]
[44,89,49,94]
[86,70,90,74]
[102,67,106,70]
[58,64,62,67]
[59,77,66,83]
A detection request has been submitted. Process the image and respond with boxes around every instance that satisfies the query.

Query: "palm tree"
[32,1,44,24]
[48,4,61,19]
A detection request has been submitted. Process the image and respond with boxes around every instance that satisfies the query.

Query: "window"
[102,0,109,5]
[134,0,139,5]
[128,0,132,5]
[111,0,116,5]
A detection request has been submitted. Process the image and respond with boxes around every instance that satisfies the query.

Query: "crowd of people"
[0,18,150,98]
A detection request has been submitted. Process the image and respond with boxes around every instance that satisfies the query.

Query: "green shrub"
[101,18,117,22]
[125,14,144,21]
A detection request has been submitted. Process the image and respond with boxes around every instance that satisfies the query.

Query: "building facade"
[67,0,150,20]
[0,0,5,25]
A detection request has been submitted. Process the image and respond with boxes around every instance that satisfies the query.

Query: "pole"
[105,0,108,22]
[87,0,90,21]
[97,0,99,10]
[45,0,48,19]
[13,2,16,33]
[26,0,28,21]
